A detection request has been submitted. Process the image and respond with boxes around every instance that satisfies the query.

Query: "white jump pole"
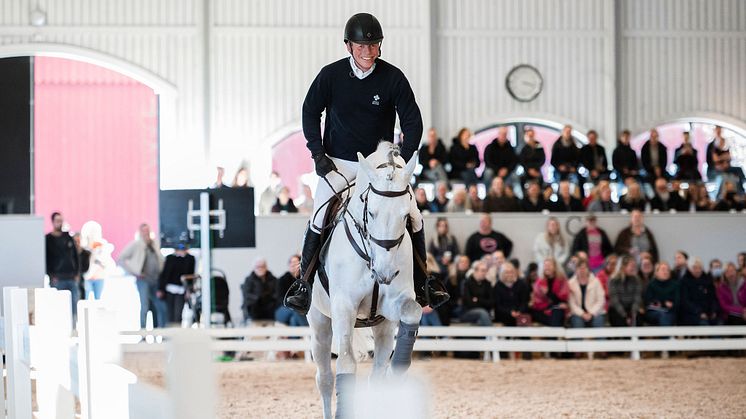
[34,288,75,419]
[200,192,212,328]
[167,329,217,419]
[2,287,33,419]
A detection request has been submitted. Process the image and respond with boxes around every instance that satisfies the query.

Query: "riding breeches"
[309,156,423,234]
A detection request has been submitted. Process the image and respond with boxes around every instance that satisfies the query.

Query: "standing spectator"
[706,125,730,180]
[79,221,116,300]
[571,214,613,272]
[241,258,278,322]
[275,255,309,327]
[716,263,746,325]
[119,223,166,328]
[619,180,648,212]
[212,166,226,188]
[73,233,91,300]
[674,133,701,181]
[587,183,620,212]
[533,216,569,276]
[568,259,606,328]
[615,210,659,263]
[45,212,80,317]
[612,130,640,182]
[530,258,569,327]
[679,258,719,325]
[464,213,514,261]
[258,171,283,215]
[518,127,546,186]
[232,166,252,188]
[271,186,299,213]
[418,128,449,184]
[521,181,546,212]
[674,131,697,160]
[448,128,480,186]
[650,178,687,212]
[428,217,460,273]
[493,262,530,326]
[429,181,450,213]
[672,250,690,281]
[466,185,484,213]
[608,255,643,327]
[551,125,582,184]
[295,184,315,215]
[644,261,679,326]
[445,189,469,212]
[158,242,196,325]
[641,129,669,182]
[460,261,493,326]
[483,126,517,184]
[579,130,609,183]
[549,180,584,212]
[483,177,520,212]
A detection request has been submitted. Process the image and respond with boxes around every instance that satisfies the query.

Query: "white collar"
[349,56,376,79]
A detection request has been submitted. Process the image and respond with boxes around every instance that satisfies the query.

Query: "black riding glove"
[313,153,336,177]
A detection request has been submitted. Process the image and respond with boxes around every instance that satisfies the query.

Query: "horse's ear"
[357,152,377,180]
[403,151,418,181]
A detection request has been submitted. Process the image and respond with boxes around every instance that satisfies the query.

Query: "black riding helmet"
[344,13,383,45]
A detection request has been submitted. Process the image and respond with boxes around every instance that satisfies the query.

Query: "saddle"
[313,193,386,329]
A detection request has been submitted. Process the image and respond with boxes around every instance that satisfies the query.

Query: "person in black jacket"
[242,258,278,322]
[483,126,517,184]
[493,262,530,326]
[551,125,582,184]
[271,186,298,213]
[427,217,460,272]
[674,137,701,181]
[518,127,546,186]
[460,261,493,326]
[570,214,613,272]
[679,258,720,325]
[45,212,80,318]
[579,130,609,183]
[640,129,669,182]
[418,128,449,183]
[549,180,584,212]
[649,178,688,212]
[158,243,196,324]
[612,130,640,182]
[448,128,481,186]
[521,181,546,212]
[464,213,513,261]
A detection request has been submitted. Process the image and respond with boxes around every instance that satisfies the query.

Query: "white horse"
[307,143,423,419]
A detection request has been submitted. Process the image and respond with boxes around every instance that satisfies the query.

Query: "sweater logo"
[372,94,380,106]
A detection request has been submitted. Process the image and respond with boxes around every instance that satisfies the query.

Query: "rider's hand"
[313,153,337,177]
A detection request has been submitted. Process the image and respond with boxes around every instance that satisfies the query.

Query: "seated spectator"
[650,178,687,212]
[418,128,449,184]
[615,210,659,263]
[446,189,469,212]
[294,184,314,215]
[448,127,480,186]
[644,261,679,326]
[414,187,430,212]
[638,257,655,294]
[674,133,701,181]
[429,181,450,213]
[551,125,582,184]
[420,254,444,326]
[612,130,640,182]
[158,242,196,325]
[530,258,569,326]
[587,182,620,212]
[533,216,569,276]
[685,182,713,211]
[571,214,613,272]
[579,130,610,183]
[241,258,277,322]
[460,261,493,326]
[568,259,606,328]
[274,254,309,327]
[679,258,719,325]
[713,181,745,211]
[483,177,521,212]
[442,255,470,325]
[596,254,618,305]
[524,262,539,288]
[465,213,513,261]
[738,252,746,273]
[521,181,546,212]
[672,250,689,281]
[493,262,530,326]
[271,186,298,213]
[641,128,669,182]
[428,217,460,272]
[466,185,484,213]
[619,180,647,212]
[484,250,506,285]
[716,263,746,325]
[483,126,517,184]
[608,255,643,326]
[709,258,724,282]
[549,180,584,212]
[518,127,545,185]
[715,156,746,195]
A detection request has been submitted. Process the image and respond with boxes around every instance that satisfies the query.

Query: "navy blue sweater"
[302,58,423,162]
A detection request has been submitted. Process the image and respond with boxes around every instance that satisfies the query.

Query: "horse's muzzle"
[371,269,400,285]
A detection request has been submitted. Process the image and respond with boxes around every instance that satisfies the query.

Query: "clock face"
[505,64,543,102]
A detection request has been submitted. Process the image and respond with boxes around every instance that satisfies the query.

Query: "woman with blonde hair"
[530,257,569,326]
[533,216,569,276]
[619,180,647,212]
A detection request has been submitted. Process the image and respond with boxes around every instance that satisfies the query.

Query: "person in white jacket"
[568,259,606,328]
[533,216,569,276]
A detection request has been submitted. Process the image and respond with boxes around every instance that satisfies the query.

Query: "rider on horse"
[284,12,450,315]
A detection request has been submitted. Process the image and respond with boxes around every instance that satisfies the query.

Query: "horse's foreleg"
[370,320,396,379]
[308,306,334,419]
[391,298,422,374]
[331,302,357,419]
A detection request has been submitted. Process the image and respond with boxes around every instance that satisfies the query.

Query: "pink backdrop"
[34,57,158,258]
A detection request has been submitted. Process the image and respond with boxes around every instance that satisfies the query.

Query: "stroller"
[183,268,233,328]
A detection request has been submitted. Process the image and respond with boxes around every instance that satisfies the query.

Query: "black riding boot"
[284,225,322,315]
[411,228,450,309]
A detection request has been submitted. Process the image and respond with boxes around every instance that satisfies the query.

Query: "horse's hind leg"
[308,306,333,419]
[370,320,396,379]
[331,302,358,419]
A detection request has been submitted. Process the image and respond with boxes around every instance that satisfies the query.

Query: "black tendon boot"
[411,228,450,309]
[284,225,322,315]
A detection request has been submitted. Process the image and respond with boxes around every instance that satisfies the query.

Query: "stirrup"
[284,279,311,315]
[424,275,450,309]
